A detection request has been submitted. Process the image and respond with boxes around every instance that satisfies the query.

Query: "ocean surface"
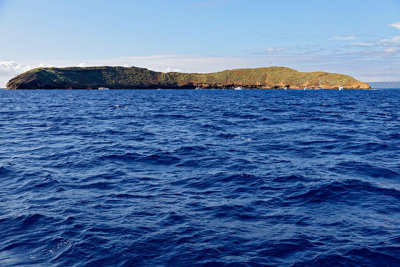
[0,89,400,266]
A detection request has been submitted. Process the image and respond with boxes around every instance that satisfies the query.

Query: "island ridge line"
[6,66,371,90]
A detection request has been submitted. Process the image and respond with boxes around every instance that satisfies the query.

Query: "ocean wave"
[1,89,400,266]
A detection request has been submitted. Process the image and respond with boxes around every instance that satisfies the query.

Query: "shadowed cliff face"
[6,66,371,89]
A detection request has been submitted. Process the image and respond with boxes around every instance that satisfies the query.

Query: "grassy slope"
[6,66,370,89]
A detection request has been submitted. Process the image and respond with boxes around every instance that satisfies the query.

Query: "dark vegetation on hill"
[6,66,371,89]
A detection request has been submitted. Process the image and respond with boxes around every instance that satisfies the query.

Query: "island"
[6,66,371,90]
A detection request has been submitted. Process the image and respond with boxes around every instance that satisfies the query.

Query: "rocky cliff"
[6,66,371,90]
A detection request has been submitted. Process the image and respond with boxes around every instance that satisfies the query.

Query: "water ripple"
[0,89,400,266]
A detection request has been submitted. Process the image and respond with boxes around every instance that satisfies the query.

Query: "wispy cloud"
[329,36,356,41]
[345,34,400,58]
[380,36,400,44]
[389,22,400,30]
[384,47,400,53]
[350,42,374,47]
[266,47,284,53]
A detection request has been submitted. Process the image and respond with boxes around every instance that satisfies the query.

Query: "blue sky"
[1,0,400,86]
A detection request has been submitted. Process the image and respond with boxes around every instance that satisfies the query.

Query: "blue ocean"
[0,89,399,266]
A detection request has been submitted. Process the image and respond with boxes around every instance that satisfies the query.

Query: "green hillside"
[6,66,371,90]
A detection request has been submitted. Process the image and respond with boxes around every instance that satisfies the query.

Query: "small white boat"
[339,86,343,90]
[234,86,243,90]
[98,87,110,90]
[304,87,307,90]
[284,86,288,90]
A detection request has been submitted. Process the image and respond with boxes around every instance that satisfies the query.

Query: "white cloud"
[380,35,400,44]
[0,61,56,87]
[389,22,400,30]
[0,61,38,87]
[350,42,374,47]
[266,47,284,53]
[393,36,400,43]
[384,47,399,53]
[0,61,35,74]
[329,36,356,41]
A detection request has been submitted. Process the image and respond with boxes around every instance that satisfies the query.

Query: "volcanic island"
[6,66,370,90]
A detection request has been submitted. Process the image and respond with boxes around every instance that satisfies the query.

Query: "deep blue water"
[0,89,400,266]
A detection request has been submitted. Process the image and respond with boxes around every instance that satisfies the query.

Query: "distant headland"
[6,66,370,90]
